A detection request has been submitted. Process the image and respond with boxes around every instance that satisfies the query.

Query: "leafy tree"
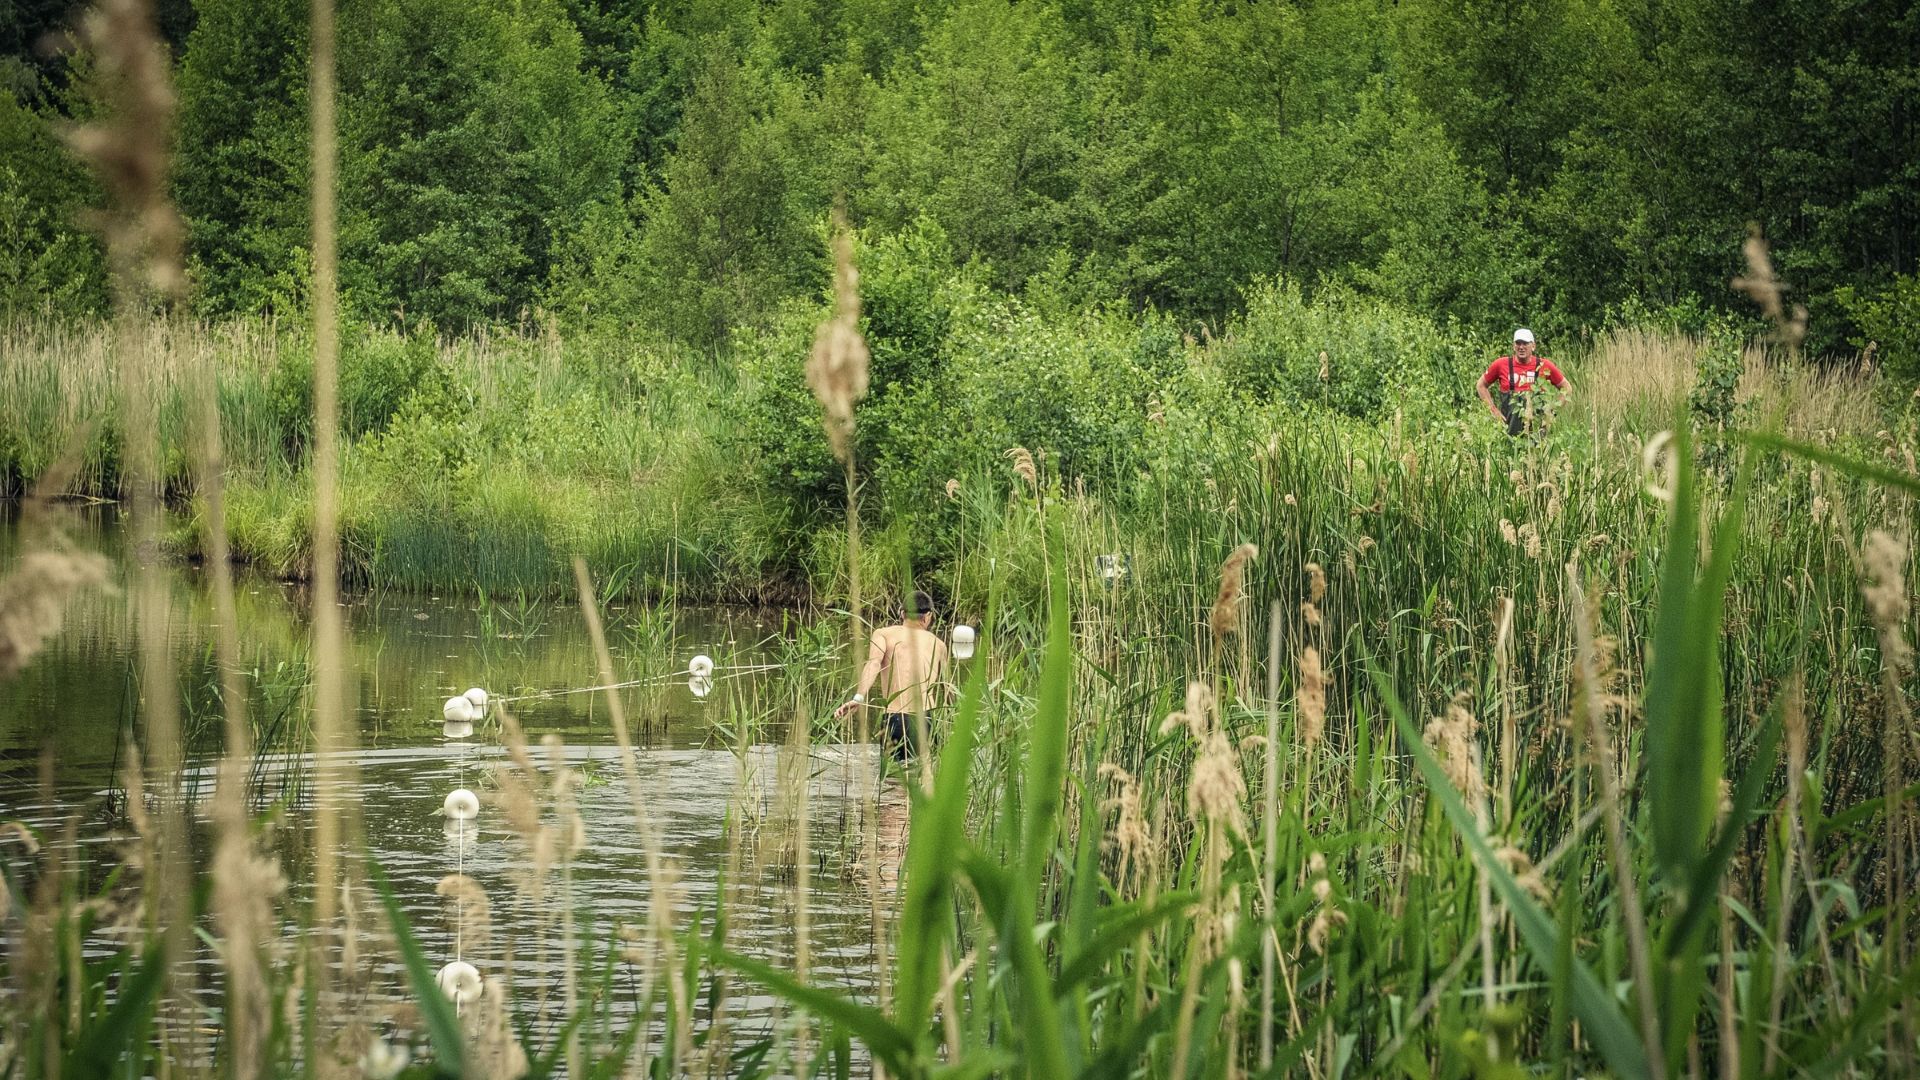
[173,0,310,314]
[336,0,620,326]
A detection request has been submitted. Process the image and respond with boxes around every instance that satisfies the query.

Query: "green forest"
[5,0,1916,357]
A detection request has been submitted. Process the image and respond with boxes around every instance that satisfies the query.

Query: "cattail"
[1500,519,1519,546]
[1210,543,1258,640]
[1284,493,1297,507]
[944,478,960,501]
[0,551,112,679]
[1304,563,1326,605]
[1298,647,1326,746]
[807,225,870,466]
[1189,730,1248,838]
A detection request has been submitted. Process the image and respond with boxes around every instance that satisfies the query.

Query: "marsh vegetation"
[3,0,1919,1076]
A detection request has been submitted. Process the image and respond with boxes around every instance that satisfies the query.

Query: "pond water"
[0,509,899,1055]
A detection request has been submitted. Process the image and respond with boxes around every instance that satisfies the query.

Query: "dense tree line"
[2,0,1915,362]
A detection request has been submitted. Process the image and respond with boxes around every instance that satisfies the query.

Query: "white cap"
[1513,328,1535,343]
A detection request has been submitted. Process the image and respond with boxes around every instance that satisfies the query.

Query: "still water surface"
[0,512,895,1049]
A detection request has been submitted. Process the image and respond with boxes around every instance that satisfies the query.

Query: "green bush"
[1217,278,1466,421]
[1835,273,1920,376]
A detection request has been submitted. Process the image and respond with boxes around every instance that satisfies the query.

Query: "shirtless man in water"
[833,591,950,762]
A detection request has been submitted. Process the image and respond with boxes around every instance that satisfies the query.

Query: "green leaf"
[894,587,996,1045]
[367,859,467,1078]
[1374,671,1651,1080]
[1056,891,1197,991]
[1644,417,1714,886]
[64,944,165,1080]
[1738,431,1920,498]
[710,947,916,1077]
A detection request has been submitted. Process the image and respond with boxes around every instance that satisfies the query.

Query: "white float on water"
[463,686,490,710]
[436,960,483,1006]
[442,788,480,820]
[689,654,715,678]
[688,674,714,699]
[951,624,977,661]
[443,696,478,724]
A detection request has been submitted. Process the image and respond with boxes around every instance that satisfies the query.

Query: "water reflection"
[0,516,897,1042]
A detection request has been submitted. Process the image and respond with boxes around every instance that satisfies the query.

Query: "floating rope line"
[488,662,799,703]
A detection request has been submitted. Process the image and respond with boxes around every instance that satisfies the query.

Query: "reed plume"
[808,224,870,466]
[1210,543,1258,641]
[0,552,111,679]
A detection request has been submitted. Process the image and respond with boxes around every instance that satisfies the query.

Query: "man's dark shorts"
[882,712,918,762]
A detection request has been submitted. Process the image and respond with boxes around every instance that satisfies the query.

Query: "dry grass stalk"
[61,1,203,1062]
[571,558,689,1067]
[1006,446,1038,491]
[1731,229,1808,353]
[1423,696,1486,801]
[1166,678,1248,1078]
[0,552,111,680]
[1297,647,1326,748]
[1567,568,1666,1078]
[1860,530,1912,672]
[60,0,185,302]
[1098,763,1154,896]
[1210,543,1258,641]
[1259,601,1282,1071]
[808,225,871,466]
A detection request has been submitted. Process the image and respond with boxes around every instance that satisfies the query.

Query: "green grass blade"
[1739,431,1920,497]
[1056,891,1197,991]
[64,944,165,1080]
[1375,671,1651,1079]
[894,598,994,1044]
[367,859,466,1078]
[1005,546,1073,1079]
[711,947,917,1076]
[1644,417,1712,886]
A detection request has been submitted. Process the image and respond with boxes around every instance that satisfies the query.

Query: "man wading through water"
[834,591,950,764]
[1476,328,1569,437]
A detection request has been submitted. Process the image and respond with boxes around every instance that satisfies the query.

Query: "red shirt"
[1481,355,1565,394]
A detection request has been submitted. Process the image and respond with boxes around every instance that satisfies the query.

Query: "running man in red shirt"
[1477,328,1568,437]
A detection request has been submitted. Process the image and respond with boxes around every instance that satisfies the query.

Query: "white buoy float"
[443,695,479,725]
[688,674,714,699]
[442,788,480,820]
[951,624,977,661]
[463,686,490,710]
[436,960,482,1006]
[689,654,715,678]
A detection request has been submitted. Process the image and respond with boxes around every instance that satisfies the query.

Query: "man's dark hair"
[903,590,937,620]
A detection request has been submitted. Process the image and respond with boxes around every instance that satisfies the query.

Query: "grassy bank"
[5,291,1920,1074]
